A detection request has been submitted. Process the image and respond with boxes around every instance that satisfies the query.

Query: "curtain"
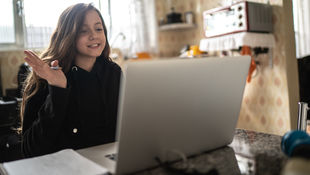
[109,0,157,58]
[293,0,310,58]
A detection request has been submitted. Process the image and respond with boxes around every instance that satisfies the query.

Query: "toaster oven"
[203,1,273,38]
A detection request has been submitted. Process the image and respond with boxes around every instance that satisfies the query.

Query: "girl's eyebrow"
[82,22,102,27]
[95,22,102,25]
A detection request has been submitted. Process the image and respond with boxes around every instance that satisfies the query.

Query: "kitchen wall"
[0,50,25,96]
[156,0,201,57]
[155,0,298,135]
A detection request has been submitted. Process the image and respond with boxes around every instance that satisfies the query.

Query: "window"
[0,0,15,44]
[23,0,101,48]
[0,0,24,49]
[0,0,104,50]
[293,0,310,58]
[0,0,157,54]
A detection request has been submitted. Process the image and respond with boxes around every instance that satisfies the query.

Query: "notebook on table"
[1,149,109,175]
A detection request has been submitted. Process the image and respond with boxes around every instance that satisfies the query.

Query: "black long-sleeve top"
[22,57,121,158]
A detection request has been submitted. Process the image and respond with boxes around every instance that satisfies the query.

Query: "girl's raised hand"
[24,50,67,88]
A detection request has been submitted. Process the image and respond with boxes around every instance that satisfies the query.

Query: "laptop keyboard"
[105,153,117,161]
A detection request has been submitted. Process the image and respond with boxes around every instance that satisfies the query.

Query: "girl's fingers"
[24,50,44,66]
[24,51,34,60]
[24,52,46,75]
[51,60,62,70]
[24,50,65,83]
[24,56,33,65]
[51,60,59,67]
[24,56,37,68]
[24,50,38,59]
[25,50,39,59]
[24,51,38,64]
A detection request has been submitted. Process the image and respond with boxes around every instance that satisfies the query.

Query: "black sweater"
[22,58,121,158]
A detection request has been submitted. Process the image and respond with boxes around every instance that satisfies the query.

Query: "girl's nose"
[89,35,94,40]
[89,30,96,40]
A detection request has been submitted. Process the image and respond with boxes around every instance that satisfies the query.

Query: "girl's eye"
[96,28,103,31]
[80,30,88,33]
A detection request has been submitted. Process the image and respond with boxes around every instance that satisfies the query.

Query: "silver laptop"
[78,56,251,174]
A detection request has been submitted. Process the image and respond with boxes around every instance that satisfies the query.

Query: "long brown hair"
[20,3,110,127]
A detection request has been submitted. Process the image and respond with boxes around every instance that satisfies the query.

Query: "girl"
[21,3,121,158]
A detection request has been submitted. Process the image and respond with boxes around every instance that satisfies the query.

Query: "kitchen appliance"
[203,1,273,38]
[166,7,182,24]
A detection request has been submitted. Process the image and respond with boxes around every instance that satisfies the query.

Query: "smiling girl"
[21,3,121,158]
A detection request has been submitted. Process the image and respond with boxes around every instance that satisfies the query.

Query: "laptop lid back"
[115,56,251,174]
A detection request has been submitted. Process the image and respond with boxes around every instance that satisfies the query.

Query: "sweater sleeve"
[22,84,70,158]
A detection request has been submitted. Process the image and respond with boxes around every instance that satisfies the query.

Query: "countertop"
[136,129,287,175]
[0,129,287,175]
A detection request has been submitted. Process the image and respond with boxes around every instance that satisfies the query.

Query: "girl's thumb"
[51,60,59,67]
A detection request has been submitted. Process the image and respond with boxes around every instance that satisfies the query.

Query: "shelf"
[159,23,196,31]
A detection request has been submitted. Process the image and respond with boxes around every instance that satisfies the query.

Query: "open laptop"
[78,56,251,174]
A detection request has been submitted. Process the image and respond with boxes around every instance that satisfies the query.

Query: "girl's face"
[76,10,106,60]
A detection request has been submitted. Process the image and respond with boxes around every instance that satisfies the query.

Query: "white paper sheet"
[3,149,109,175]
